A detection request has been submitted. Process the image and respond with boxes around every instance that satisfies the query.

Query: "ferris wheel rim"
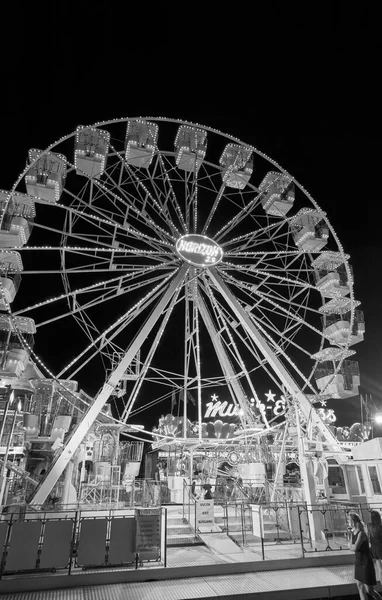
[2,117,358,427]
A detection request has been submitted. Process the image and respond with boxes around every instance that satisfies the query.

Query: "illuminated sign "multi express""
[176,234,223,267]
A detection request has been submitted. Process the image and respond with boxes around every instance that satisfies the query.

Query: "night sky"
[1,7,380,431]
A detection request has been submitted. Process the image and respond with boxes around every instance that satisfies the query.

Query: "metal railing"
[0,506,167,577]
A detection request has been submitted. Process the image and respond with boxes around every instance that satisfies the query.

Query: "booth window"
[368,466,382,494]
[356,466,365,494]
[328,465,346,494]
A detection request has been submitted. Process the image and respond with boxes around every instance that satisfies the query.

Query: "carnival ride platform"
[0,505,371,599]
[0,549,364,599]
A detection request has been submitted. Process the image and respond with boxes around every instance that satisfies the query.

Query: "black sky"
[1,6,380,429]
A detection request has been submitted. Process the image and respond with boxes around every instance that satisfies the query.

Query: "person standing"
[348,512,382,600]
[202,478,213,500]
[368,510,382,583]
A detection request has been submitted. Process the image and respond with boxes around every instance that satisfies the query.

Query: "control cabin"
[329,438,382,505]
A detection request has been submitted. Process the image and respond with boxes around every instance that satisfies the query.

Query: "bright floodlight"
[375,415,382,424]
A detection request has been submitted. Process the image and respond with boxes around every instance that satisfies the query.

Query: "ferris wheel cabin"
[74,126,110,179]
[125,119,158,168]
[0,191,35,247]
[174,126,207,172]
[291,208,329,252]
[0,251,23,310]
[25,149,67,203]
[314,359,361,399]
[259,171,295,216]
[0,315,36,378]
[219,144,253,189]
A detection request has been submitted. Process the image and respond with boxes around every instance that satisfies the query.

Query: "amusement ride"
[0,117,368,540]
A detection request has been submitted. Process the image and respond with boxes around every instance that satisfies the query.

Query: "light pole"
[0,398,22,508]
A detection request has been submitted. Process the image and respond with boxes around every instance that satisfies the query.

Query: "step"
[167,525,195,536]
[167,517,188,526]
[166,535,203,547]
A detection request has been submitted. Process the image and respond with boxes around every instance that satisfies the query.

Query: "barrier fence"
[0,506,167,578]
[2,499,382,577]
[180,492,382,561]
[219,501,382,559]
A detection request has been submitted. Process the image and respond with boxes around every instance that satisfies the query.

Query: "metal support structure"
[207,267,342,540]
[120,283,181,423]
[271,422,289,503]
[207,268,342,452]
[0,405,20,507]
[0,387,14,443]
[197,293,255,429]
[28,266,188,506]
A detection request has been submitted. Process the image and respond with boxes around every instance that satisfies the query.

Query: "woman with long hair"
[367,510,382,583]
[348,512,382,600]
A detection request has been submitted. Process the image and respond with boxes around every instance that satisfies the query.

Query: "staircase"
[166,513,202,547]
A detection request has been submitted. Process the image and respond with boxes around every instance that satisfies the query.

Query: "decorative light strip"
[59,269,179,376]
[13,264,161,315]
[11,245,172,255]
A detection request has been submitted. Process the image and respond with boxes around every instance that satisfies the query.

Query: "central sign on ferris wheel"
[176,234,224,268]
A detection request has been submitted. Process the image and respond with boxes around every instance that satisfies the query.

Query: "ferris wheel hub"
[175,234,223,268]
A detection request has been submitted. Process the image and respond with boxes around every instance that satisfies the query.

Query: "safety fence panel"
[39,520,74,570]
[5,520,42,571]
[76,518,108,567]
[108,517,135,565]
[0,508,165,576]
[0,523,7,561]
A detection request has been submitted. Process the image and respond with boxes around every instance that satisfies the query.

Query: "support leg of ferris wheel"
[207,267,342,541]
[197,293,257,429]
[270,422,289,504]
[120,284,182,423]
[28,265,188,507]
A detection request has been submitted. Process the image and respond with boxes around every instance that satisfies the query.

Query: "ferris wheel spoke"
[35,197,172,254]
[13,269,158,316]
[56,268,182,379]
[121,282,183,423]
[69,168,175,245]
[223,216,294,252]
[155,154,189,234]
[219,270,326,344]
[208,268,321,394]
[214,190,262,243]
[63,162,173,246]
[199,278,265,426]
[33,270,174,329]
[32,200,173,258]
[101,148,181,239]
[201,181,226,235]
[220,262,316,293]
[121,153,182,238]
[199,278,288,394]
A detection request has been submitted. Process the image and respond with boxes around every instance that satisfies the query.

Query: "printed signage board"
[251,505,263,538]
[196,499,215,532]
[135,508,161,560]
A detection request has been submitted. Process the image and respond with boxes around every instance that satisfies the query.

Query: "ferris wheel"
[0,117,364,504]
